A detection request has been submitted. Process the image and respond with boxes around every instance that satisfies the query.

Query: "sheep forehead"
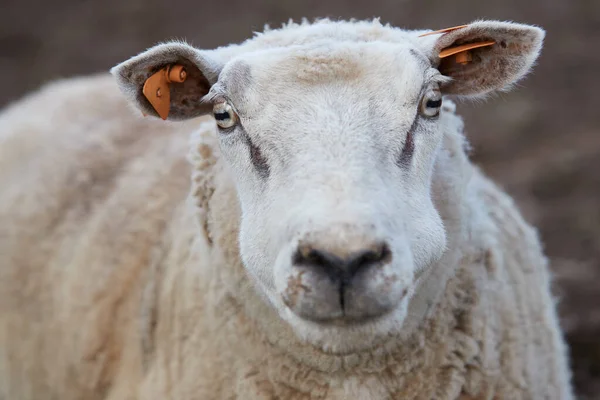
[220,42,429,106]
[265,42,420,79]
[211,44,432,152]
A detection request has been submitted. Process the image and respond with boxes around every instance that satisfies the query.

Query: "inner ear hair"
[111,41,219,122]
[418,21,545,96]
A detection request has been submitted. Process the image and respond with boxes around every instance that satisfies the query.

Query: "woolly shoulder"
[470,169,574,397]
[0,73,199,247]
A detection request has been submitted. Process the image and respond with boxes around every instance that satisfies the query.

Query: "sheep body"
[0,19,574,400]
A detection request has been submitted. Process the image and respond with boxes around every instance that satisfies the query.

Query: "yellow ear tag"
[142,64,187,120]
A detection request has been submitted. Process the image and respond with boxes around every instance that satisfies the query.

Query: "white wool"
[0,18,572,400]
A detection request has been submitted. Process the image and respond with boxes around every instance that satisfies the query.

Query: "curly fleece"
[0,69,573,399]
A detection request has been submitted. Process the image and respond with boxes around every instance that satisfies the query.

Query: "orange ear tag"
[439,40,496,65]
[438,40,496,58]
[417,24,496,65]
[418,25,469,37]
[142,64,187,120]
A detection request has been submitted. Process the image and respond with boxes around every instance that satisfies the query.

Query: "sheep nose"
[292,241,392,284]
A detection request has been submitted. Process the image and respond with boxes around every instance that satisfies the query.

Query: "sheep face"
[112,19,544,352]
[210,43,448,350]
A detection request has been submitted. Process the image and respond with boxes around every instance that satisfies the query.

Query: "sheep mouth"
[281,277,410,326]
[305,309,394,327]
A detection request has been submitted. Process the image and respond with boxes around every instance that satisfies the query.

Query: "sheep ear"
[419,21,545,97]
[110,42,223,120]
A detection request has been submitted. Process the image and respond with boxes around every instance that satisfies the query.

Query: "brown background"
[1,0,599,397]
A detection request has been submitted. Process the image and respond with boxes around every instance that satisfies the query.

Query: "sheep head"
[111,19,544,352]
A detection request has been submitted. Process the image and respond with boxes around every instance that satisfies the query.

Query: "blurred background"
[1,0,599,397]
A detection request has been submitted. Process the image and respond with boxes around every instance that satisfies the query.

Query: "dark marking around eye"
[214,112,230,121]
[397,116,418,168]
[244,135,270,179]
[426,99,442,108]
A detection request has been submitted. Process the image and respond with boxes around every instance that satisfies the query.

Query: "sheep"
[0,18,575,399]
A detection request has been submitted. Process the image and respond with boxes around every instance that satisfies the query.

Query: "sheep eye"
[419,88,442,118]
[213,101,238,129]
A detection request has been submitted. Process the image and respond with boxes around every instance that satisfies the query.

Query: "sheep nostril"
[292,242,391,283]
